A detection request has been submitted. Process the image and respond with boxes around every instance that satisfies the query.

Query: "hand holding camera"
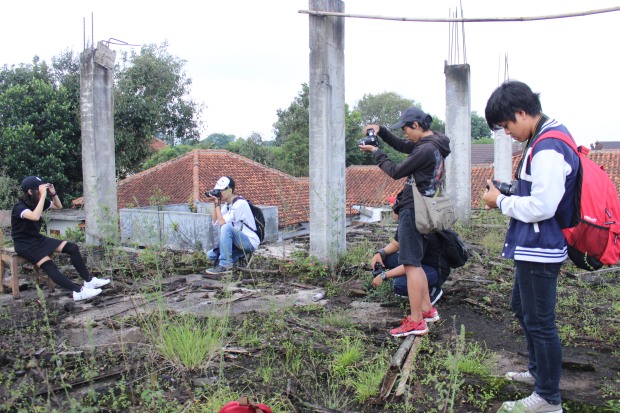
[358,128,379,148]
[205,189,222,199]
[486,180,516,196]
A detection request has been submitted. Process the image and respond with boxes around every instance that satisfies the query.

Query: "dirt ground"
[1,224,618,412]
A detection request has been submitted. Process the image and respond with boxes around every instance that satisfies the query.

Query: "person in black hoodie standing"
[360,107,451,337]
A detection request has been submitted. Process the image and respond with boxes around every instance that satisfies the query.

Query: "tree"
[114,42,204,177]
[471,111,492,140]
[228,132,276,168]
[140,145,194,170]
[355,91,416,127]
[272,84,310,176]
[201,133,236,149]
[0,60,82,201]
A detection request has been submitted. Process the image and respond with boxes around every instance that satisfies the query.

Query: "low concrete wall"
[120,204,278,253]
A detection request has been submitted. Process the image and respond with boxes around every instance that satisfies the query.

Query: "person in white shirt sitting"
[205,176,260,275]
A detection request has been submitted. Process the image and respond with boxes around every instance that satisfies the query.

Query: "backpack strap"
[231,196,258,234]
[529,130,580,163]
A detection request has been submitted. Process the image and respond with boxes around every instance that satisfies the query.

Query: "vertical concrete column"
[493,129,514,183]
[444,63,471,224]
[80,42,118,245]
[308,0,346,263]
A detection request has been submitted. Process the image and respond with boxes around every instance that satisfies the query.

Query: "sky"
[2,0,620,148]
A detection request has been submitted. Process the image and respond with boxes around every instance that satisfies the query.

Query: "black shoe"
[430,287,443,306]
[205,265,232,275]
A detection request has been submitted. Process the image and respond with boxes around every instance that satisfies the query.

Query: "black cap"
[391,107,433,130]
[20,176,43,192]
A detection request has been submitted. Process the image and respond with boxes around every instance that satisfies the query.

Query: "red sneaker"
[390,316,427,337]
[422,307,440,322]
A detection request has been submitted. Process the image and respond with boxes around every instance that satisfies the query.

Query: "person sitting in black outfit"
[11,176,110,301]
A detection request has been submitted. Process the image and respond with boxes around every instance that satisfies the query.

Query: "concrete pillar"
[308,0,346,263]
[80,42,118,245]
[444,63,471,224]
[493,129,513,183]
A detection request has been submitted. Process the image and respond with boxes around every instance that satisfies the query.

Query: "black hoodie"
[372,125,451,213]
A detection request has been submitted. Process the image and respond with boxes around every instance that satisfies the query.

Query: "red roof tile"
[75,147,620,225]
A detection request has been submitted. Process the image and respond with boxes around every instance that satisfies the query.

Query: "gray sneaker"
[505,370,535,385]
[205,265,232,275]
[497,392,563,413]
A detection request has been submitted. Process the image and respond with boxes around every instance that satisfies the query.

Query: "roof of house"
[594,141,620,150]
[471,142,523,165]
[75,147,620,226]
[470,149,620,209]
[117,149,310,227]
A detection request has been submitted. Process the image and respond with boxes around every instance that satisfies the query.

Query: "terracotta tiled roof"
[117,150,309,228]
[74,147,620,225]
[345,166,404,213]
[470,149,620,209]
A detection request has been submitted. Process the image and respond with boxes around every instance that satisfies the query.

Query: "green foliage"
[141,144,194,170]
[227,132,276,167]
[283,252,330,281]
[201,132,236,148]
[114,42,203,177]
[144,312,230,373]
[355,91,416,126]
[0,60,82,202]
[0,167,19,209]
[471,111,492,140]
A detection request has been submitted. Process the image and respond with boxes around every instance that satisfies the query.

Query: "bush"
[0,168,19,210]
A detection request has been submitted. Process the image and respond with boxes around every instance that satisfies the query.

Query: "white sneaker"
[505,370,536,385]
[84,276,110,289]
[73,287,102,301]
[498,392,563,413]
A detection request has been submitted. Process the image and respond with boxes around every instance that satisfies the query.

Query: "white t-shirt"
[216,197,260,249]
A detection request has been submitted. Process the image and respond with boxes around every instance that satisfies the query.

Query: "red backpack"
[532,131,620,271]
[218,397,272,413]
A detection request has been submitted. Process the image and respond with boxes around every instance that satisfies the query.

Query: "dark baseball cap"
[391,107,433,130]
[20,176,44,192]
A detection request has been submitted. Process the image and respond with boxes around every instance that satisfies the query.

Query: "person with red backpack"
[483,81,579,413]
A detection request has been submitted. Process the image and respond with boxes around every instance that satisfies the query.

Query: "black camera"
[486,180,516,196]
[205,189,221,198]
[358,129,379,147]
[372,262,385,277]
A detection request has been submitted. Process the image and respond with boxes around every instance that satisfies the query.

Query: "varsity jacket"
[496,117,579,263]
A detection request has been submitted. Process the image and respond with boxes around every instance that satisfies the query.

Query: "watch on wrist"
[380,271,387,280]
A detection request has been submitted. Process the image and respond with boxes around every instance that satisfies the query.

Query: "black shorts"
[14,236,63,264]
[396,208,424,267]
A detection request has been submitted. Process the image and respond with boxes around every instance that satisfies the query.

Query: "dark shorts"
[14,236,62,264]
[396,208,424,267]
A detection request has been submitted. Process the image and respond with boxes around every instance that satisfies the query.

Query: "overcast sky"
[2,0,619,148]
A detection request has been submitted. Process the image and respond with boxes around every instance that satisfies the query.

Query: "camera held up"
[358,128,379,147]
[486,180,517,196]
[205,189,222,198]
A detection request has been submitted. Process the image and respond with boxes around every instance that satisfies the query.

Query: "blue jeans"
[384,253,438,296]
[512,260,563,405]
[207,222,255,268]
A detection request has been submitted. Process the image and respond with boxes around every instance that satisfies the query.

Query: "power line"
[299,6,620,23]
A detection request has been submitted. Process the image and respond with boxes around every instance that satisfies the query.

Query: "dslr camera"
[486,180,517,196]
[358,128,379,147]
[205,189,222,198]
[372,262,385,277]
